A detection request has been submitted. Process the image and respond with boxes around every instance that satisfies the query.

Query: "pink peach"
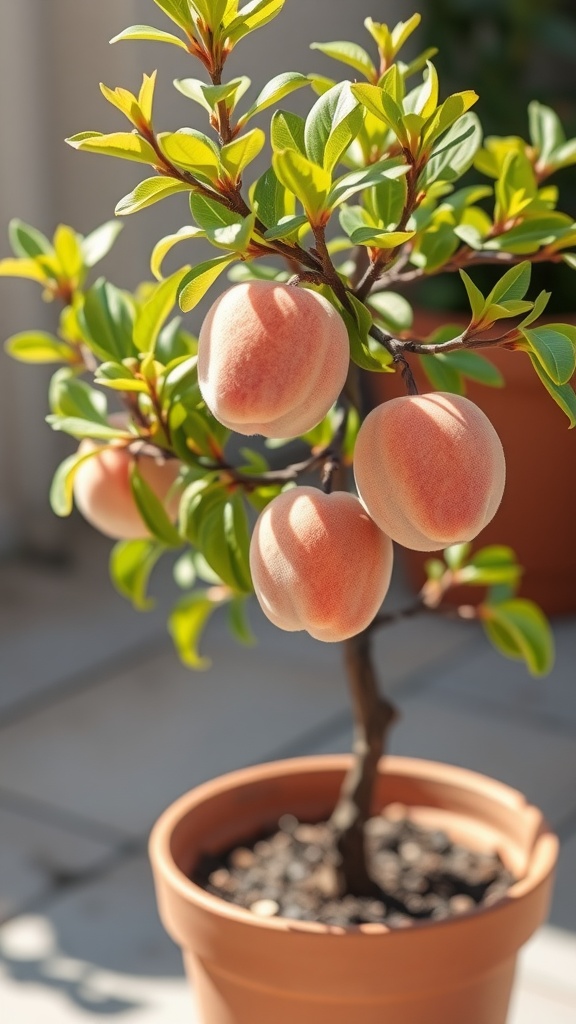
[354,392,506,552]
[198,281,350,438]
[249,486,393,642]
[73,440,181,540]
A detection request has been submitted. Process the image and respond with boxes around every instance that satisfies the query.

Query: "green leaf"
[351,83,406,144]
[563,253,576,271]
[178,254,237,312]
[110,539,166,610]
[79,279,136,361]
[168,591,223,670]
[458,545,521,586]
[263,215,308,240]
[522,325,576,386]
[220,128,265,180]
[48,368,109,422]
[228,596,256,646]
[339,295,392,373]
[81,221,124,266]
[529,354,576,427]
[152,0,194,32]
[368,292,413,331]
[151,226,206,280]
[225,0,285,44]
[8,219,53,259]
[270,110,306,155]
[47,416,129,441]
[528,101,565,167]
[110,24,189,49]
[49,447,105,517]
[116,177,191,216]
[5,331,73,364]
[158,130,220,181]
[459,269,485,322]
[134,269,190,353]
[328,159,408,208]
[305,81,364,174]
[486,261,531,305]
[484,214,574,255]
[420,353,463,394]
[422,91,479,148]
[310,40,375,81]
[238,73,310,125]
[130,463,182,546]
[349,227,414,248]
[66,131,157,165]
[482,599,554,676]
[208,214,256,253]
[440,350,504,388]
[444,543,471,571]
[272,149,331,222]
[174,76,251,112]
[420,112,482,187]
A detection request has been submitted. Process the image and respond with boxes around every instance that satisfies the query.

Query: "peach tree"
[3,1,576,897]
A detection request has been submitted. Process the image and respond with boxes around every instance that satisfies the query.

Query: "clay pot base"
[193,808,516,929]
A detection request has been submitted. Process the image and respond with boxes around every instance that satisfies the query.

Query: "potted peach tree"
[2,2,573,1022]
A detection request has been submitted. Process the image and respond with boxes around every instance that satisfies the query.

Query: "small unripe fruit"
[198,281,350,438]
[354,392,506,552]
[73,440,181,540]
[249,486,393,642]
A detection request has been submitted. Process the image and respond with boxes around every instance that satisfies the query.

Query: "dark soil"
[193,811,516,928]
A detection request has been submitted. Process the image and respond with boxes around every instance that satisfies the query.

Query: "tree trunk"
[329,628,398,896]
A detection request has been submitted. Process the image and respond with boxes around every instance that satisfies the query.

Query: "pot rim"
[149,754,558,937]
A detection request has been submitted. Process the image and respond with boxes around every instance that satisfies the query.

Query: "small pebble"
[250,899,280,918]
[278,814,299,834]
[399,841,423,866]
[229,847,255,870]
[208,868,234,891]
[449,894,476,915]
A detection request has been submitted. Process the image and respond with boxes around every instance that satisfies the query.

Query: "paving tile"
[516,924,576,1000]
[429,617,576,732]
[0,534,173,717]
[0,857,196,1022]
[509,981,576,1024]
[0,804,115,924]
[548,831,576,933]
[295,691,576,827]
[0,629,350,836]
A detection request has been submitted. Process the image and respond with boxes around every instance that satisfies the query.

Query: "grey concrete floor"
[0,526,575,1023]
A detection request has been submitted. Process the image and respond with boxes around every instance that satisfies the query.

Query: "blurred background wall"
[0,0,575,555]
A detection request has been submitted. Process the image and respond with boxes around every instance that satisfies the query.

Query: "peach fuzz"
[198,281,350,438]
[249,486,393,642]
[73,440,181,540]
[354,392,506,552]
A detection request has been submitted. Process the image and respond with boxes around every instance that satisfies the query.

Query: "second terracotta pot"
[149,755,557,1024]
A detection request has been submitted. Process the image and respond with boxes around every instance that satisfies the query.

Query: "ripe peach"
[354,392,506,552]
[197,281,350,438]
[73,440,181,540]
[249,486,393,642]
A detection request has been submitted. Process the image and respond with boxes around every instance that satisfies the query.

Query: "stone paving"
[0,529,575,1023]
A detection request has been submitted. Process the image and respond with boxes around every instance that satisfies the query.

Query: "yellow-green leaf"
[220,128,265,181]
[134,268,190,353]
[110,24,189,50]
[158,131,220,181]
[179,254,237,312]
[5,331,74,364]
[151,226,206,280]
[272,149,331,222]
[0,258,50,284]
[116,176,191,216]
[66,131,157,165]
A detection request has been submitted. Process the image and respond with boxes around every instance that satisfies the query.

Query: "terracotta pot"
[368,308,576,615]
[149,755,558,1024]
